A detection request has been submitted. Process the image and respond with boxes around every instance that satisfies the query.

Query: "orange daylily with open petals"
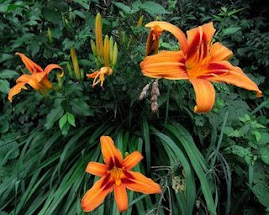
[8,53,64,102]
[141,22,262,113]
[81,136,162,212]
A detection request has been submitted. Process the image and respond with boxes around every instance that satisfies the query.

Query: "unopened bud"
[70,48,81,80]
[47,28,53,43]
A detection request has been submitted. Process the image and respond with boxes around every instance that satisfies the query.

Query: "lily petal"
[122,171,162,194]
[16,74,42,90]
[210,42,233,61]
[86,161,108,177]
[189,78,216,113]
[206,61,262,97]
[100,136,123,169]
[145,26,162,56]
[145,21,188,54]
[186,22,216,63]
[81,175,113,212]
[44,64,64,76]
[8,82,27,103]
[40,77,53,90]
[140,51,188,80]
[123,151,143,170]
[15,52,43,73]
[114,184,128,212]
[86,71,99,79]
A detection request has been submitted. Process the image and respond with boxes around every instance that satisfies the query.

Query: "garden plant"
[0,0,269,214]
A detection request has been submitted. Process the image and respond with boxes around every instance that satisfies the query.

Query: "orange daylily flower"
[140,22,262,113]
[81,136,162,212]
[86,67,112,87]
[8,53,64,103]
[87,14,118,87]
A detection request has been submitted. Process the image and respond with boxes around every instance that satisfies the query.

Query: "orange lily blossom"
[8,53,64,102]
[81,136,162,212]
[140,21,262,113]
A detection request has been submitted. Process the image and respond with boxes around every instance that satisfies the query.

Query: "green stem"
[164,85,170,126]
[210,111,229,169]
[250,100,269,116]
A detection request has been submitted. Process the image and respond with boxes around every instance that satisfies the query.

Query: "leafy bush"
[1,0,269,214]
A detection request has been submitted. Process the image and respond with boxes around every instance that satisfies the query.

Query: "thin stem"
[165,85,170,126]
[210,111,229,169]
[250,100,269,116]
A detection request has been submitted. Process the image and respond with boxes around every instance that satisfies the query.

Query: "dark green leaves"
[42,7,62,25]
[0,79,10,94]
[45,105,64,130]
[113,1,169,16]
[70,98,93,116]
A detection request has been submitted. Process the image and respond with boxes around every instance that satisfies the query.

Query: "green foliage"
[0,0,269,214]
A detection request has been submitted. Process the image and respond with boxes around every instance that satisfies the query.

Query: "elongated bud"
[95,13,103,57]
[109,36,114,64]
[103,35,110,67]
[66,62,74,79]
[137,15,144,27]
[80,68,84,80]
[47,28,53,43]
[56,71,64,89]
[112,42,118,68]
[91,40,97,56]
[70,48,81,80]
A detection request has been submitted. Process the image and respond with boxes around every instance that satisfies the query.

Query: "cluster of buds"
[87,13,118,87]
[139,80,160,113]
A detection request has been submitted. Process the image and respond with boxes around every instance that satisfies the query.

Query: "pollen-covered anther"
[110,167,123,186]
